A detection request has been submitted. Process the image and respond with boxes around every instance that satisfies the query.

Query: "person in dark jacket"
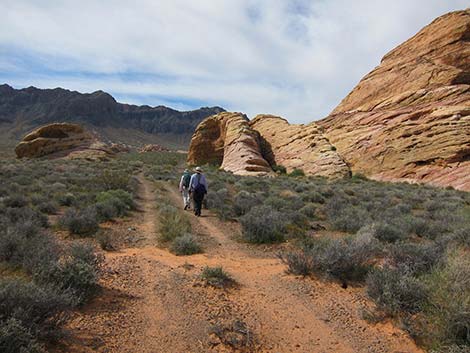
[189,166,207,217]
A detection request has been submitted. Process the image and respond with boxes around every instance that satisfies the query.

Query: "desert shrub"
[57,193,76,206]
[36,201,58,215]
[366,267,427,316]
[0,278,74,339]
[300,203,317,218]
[96,232,114,251]
[170,234,202,255]
[97,169,130,191]
[449,227,470,248]
[289,168,305,177]
[4,207,48,228]
[373,222,408,243]
[239,205,286,243]
[421,253,470,349]
[206,188,234,220]
[329,206,371,233]
[272,165,287,174]
[294,228,380,282]
[0,318,44,353]
[96,189,134,210]
[233,191,262,216]
[281,251,315,276]
[200,266,235,288]
[158,205,191,242]
[59,207,99,236]
[3,195,27,208]
[388,242,445,275]
[48,243,102,303]
[302,190,325,204]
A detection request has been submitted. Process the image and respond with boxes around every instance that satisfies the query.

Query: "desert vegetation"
[0,151,183,352]
[201,166,470,352]
[1,149,468,352]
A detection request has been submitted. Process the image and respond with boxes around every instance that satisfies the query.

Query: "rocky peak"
[333,10,470,114]
[319,10,470,191]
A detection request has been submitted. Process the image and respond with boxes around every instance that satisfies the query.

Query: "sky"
[0,0,468,123]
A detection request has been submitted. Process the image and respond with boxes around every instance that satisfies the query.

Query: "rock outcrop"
[318,10,470,191]
[187,112,272,175]
[251,115,351,178]
[15,123,126,161]
[139,144,170,153]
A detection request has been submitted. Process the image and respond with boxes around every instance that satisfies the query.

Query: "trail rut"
[56,176,423,353]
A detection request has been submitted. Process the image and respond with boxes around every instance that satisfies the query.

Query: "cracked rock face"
[318,10,470,191]
[187,112,273,175]
[250,115,351,178]
[15,123,123,161]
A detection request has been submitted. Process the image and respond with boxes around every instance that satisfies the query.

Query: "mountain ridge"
[0,83,225,149]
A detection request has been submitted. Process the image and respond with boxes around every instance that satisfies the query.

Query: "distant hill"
[0,84,224,150]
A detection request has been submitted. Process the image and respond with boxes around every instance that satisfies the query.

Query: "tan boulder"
[251,115,351,178]
[187,112,273,175]
[15,123,93,158]
[319,10,470,191]
[15,123,127,161]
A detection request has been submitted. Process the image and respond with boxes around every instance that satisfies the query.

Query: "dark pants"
[193,191,205,216]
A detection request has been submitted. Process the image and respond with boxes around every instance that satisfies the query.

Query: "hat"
[195,166,203,173]
[184,169,190,173]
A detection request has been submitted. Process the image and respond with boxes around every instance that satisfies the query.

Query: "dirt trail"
[57,176,423,353]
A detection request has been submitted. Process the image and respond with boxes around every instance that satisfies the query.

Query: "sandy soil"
[53,176,423,353]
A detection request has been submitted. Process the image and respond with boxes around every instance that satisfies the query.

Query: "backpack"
[194,174,206,195]
[182,173,191,188]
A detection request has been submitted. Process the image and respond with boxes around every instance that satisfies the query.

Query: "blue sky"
[0,0,468,123]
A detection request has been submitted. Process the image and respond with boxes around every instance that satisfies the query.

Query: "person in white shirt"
[178,169,192,210]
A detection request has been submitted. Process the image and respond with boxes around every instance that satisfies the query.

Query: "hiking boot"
[184,205,188,210]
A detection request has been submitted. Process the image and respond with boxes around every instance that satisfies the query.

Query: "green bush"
[281,251,315,276]
[158,205,191,242]
[3,195,27,208]
[233,191,262,216]
[59,207,99,236]
[366,267,427,316]
[389,242,445,275]
[288,168,305,177]
[0,318,44,353]
[170,234,202,255]
[287,228,380,282]
[239,205,286,243]
[272,165,287,174]
[300,203,317,218]
[0,278,74,339]
[96,189,134,210]
[49,243,102,303]
[200,266,235,288]
[421,254,470,349]
[57,193,76,207]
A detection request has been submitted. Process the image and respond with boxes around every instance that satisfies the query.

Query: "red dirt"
[53,176,423,353]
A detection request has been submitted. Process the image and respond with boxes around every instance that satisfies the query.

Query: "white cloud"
[0,0,468,123]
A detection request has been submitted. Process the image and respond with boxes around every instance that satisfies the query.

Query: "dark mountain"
[0,84,225,149]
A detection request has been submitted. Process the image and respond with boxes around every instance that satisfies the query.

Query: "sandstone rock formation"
[318,10,470,191]
[187,112,272,175]
[15,123,126,161]
[139,144,170,153]
[251,115,350,178]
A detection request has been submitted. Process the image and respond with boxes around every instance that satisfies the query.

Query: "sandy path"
[55,176,423,353]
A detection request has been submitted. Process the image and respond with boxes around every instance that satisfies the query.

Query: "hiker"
[179,169,192,210]
[189,166,207,217]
